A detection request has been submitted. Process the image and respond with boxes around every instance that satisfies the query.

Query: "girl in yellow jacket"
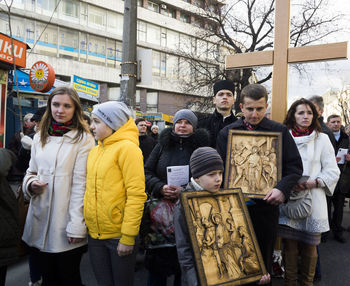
[84,101,147,286]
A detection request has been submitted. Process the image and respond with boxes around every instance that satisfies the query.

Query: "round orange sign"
[29,61,55,92]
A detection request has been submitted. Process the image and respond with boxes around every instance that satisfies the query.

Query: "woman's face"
[174,119,193,135]
[51,93,75,123]
[294,104,313,130]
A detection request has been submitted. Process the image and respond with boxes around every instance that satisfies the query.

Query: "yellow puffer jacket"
[84,118,147,245]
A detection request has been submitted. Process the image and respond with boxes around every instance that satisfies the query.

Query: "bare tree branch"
[179,0,342,113]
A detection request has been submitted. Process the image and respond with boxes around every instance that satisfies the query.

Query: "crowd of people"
[0,80,348,286]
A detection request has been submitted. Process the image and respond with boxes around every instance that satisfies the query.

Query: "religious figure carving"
[225,131,282,198]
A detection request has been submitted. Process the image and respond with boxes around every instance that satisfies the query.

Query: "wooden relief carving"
[181,189,266,286]
[224,130,282,198]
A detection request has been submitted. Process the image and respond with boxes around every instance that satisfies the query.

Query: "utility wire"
[27,0,63,58]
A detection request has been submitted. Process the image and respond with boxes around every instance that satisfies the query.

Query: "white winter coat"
[22,130,95,253]
[279,131,340,233]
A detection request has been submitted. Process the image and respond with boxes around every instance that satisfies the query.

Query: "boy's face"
[195,170,223,193]
[90,114,113,141]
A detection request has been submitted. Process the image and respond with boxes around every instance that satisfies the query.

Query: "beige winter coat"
[22,130,95,253]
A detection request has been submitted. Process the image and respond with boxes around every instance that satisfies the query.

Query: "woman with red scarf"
[278,98,340,286]
[22,86,95,286]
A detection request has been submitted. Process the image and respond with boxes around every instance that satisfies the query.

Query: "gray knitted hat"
[190,147,224,178]
[92,101,131,131]
[173,109,198,128]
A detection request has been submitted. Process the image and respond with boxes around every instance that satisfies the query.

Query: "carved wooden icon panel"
[180,189,266,286]
[224,130,282,198]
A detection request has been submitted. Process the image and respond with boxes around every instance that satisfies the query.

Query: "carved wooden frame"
[180,189,266,286]
[224,130,282,198]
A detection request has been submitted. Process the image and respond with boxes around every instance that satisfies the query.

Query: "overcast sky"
[239,0,350,105]
[287,0,350,104]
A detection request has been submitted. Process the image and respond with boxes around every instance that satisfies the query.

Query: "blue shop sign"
[72,75,99,102]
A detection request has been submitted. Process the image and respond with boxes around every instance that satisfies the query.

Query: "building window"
[161,28,167,47]
[152,50,161,76]
[166,55,178,80]
[36,22,58,57]
[148,1,159,13]
[146,92,158,113]
[194,0,205,9]
[61,0,79,19]
[147,23,160,45]
[59,27,79,60]
[37,0,57,14]
[79,32,87,62]
[137,20,146,42]
[88,5,107,27]
[167,30,179,50]
[161,53,166,77]
[180,12,191,23]
[160,6,176,18]
[87,34,106,66]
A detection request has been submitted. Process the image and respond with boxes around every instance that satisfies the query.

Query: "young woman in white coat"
[278,98,340,286]
[22,86,95,286]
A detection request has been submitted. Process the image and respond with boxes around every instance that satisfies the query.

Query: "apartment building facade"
[0,0,226,115]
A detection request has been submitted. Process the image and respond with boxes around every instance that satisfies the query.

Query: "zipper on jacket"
[180,138,183,150]
[94,145,104,237]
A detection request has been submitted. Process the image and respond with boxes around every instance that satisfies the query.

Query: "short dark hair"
[327,114,341,122]
[308,95,324,110]
[284,98,321,131]
[135,118,146,125]
[241,84,268,104]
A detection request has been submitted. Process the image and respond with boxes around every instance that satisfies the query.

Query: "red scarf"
[291,126,313,137]
[48,120,74,136]
[243,120,256,130]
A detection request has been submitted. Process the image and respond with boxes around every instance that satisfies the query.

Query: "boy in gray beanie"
[85,100,146,286]
[92,101,131,132]
[174,147,225,286]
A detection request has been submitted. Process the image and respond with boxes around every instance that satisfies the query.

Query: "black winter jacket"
[139,134,156,163]
[217,117,303,200]
[145,128,210,198]
[198,110,237,148]
[0,149,20,267]
[319,117,336,151]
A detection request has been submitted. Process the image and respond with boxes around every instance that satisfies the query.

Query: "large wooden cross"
[225,0,348,122]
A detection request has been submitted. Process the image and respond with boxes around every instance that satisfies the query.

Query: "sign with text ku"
[0,32,27,68]
[72,75,99,101]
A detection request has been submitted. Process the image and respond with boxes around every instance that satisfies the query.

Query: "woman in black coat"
[144,109,209,286]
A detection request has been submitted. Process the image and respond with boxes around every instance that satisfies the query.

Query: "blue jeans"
[88,236,137,286]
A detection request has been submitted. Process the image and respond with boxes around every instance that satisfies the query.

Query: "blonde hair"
[39,86,90,147]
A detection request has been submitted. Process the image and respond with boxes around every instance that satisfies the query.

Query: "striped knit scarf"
[48,120,73,136]
[291,126,313,137]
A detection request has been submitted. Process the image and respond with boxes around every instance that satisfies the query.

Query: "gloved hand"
[20,132,33,150]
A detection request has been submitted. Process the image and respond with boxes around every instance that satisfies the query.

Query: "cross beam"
[225,0,348,123]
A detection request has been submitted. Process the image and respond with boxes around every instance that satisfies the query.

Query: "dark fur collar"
[159,128,210,150]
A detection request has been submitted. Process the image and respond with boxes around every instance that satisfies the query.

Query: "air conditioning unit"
[160,4,167,10]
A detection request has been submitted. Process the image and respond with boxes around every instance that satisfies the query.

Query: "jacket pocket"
[107,198,125,225]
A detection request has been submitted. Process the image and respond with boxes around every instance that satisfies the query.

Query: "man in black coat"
[135,118,156,163]
[327,114,350,243]
[309,95,337,150]
[198,79,237,148]
[216,84,303,285]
